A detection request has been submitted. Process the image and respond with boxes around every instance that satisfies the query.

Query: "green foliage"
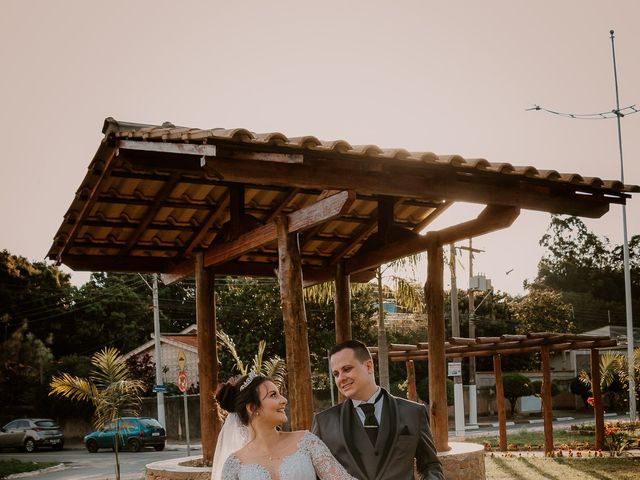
[531,379,560,397]
[49,347,145,480]
[510,287,575,335]
[0,250,72,356]
[570,376,592,407]
[0,322,54,412]
[217,330,287,393]
[578,348,640,411]
[502,373,533,417]
[535,215,639,331]
[0,459,57,477]
[414,377,454,405]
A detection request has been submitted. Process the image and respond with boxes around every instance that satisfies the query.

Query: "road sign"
[448,362,462,377]
[153,384,168,393]
[177,350,186,372]
[177,371,188,393]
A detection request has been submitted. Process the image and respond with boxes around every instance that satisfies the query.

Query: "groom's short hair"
[330,339,372,363]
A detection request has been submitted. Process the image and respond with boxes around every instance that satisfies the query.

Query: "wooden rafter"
[163,191,355,283]
[263,188,301,223]
[120,172,182,255]
[57,145,118,262]
[181,191,231,258]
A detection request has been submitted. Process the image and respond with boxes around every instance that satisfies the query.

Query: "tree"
[125,353,156,396]
[49,347,144,480]
[502,373,533,417]
[0,321,54,413]
[0,250,72,356]
[510,287,575,335]
[535,215,639,330]
[579,348,640,411]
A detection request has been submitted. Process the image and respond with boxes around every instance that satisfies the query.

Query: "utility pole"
[459,240,484,426]
[152,274,166,429]
[450,244,465,436]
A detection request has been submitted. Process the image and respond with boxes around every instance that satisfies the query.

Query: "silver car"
[0,418,64,452]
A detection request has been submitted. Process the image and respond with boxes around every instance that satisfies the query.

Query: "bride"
[211,372,356,480]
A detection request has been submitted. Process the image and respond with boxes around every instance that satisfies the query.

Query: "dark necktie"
[359,402,379,445]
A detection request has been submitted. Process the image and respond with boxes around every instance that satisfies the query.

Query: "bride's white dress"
[221,431,355,480]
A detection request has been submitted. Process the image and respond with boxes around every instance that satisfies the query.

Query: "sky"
[1,1,639,296]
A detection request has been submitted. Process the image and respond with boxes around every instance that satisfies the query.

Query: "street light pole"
[610,30,636,421]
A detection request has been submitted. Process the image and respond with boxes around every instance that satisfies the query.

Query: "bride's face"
[254,380,288,426]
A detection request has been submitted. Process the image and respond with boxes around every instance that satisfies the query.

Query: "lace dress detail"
[221,431,355,480]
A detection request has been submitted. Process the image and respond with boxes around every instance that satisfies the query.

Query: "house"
[124,325,200,388]
[568,325,640,377]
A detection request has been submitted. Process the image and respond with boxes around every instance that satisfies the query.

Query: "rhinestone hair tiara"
[239,371,257,391]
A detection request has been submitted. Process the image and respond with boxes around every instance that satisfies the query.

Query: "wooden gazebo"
[371,333,617,454]
[48,118,638,463]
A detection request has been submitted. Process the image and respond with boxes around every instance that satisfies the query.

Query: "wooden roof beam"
[345,204,520,276]
[163,190,355,284]
[121,149,617,217]
[263,188,301,223]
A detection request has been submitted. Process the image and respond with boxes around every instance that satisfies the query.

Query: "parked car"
[84,417,166,453]
[0,418,64,453]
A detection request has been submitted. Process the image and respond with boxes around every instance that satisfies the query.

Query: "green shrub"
[502,373,533,417]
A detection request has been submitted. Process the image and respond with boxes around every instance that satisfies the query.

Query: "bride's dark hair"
[215,373,271,425]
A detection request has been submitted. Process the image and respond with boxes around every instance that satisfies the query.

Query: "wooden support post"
[195,252,220,465]
[334,262,351,343]
[590,348,604,450]
[276,216,314,430]
[426,245,448,452]
[541,346,554,455]
[406,360,417,402]
[493,354,507,451]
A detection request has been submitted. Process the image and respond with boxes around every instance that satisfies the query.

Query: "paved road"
[0,444,198,479]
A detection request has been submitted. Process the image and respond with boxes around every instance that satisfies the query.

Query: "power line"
[526,104,639,120]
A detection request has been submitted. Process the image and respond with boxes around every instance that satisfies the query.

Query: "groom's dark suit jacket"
[311,389,444,480]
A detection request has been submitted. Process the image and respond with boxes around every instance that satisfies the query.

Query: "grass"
[486,456,640,479]
[471,430,597,449]
[0,459,57,479]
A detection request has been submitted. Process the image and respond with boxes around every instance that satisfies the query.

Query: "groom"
[312,340,444,480]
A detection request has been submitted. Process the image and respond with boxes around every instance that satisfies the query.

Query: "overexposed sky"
[1,1,638,295]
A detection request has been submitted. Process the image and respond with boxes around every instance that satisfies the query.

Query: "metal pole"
[467,239,478,425]
[450,244,465,437]
[152,274,166,428]
[183,391,191,456]
[610,29,636,421]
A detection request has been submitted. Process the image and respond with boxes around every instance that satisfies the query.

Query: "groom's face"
[330,347,376,402]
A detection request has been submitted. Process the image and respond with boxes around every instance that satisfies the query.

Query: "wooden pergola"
[47,118,637,463]
[371,333,618,454]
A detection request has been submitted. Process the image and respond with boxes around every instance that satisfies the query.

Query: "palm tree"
[305,256,424,392]
[579,347,640,410]
[49,347,145,480]
[217,330,287,392]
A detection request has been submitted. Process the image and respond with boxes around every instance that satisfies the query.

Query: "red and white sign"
[177,371,189,393]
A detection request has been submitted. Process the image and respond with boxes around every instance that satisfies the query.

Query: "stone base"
[438,442,486,480]
[147,443,486,480]
[146,456,210,480]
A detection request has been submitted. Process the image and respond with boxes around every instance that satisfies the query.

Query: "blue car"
[84,417,165,453]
